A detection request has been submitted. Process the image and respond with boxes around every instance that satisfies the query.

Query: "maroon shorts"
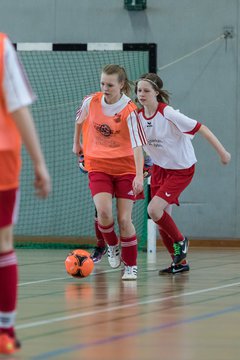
[88,172,144,201]
[150,164,195,206]
[0,188,19,228]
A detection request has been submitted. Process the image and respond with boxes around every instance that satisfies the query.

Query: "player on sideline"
[135,73,231,274]
[73,64,147,280]
[0,33,51,354]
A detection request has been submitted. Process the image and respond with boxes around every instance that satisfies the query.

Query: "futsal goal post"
[14,42,157,251]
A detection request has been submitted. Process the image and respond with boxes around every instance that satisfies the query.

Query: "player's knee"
[147,203,162,222]
[97,207,112,222]
[117,216,131,233]
[0,226,14,252]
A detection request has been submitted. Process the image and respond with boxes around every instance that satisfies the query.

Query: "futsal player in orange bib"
[135,73,231,274]
[73,64,147,280]
[0,33,51,354]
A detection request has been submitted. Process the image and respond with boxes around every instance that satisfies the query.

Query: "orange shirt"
[83,92,137,175]
[0,33,21,190]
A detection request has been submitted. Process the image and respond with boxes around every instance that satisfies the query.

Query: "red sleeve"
[158,102,168,115]
[184,122,202,135]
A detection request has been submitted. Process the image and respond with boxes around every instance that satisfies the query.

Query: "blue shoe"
[159,262,190,275]
[91,246,107,263]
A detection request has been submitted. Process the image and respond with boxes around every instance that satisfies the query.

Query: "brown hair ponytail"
[102,64,132,97]
[135,73,170,104]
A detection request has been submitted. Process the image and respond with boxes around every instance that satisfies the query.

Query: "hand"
[143,155,153,178]
[221,151,231,165]
[133,175,144,196]
[143,165,152,178]
[72,142,83,155]
[78,155,88,174]
[34,163,51,198]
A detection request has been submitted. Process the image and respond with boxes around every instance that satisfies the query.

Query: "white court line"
[19,277,68,286]
[18,269,119,286]
[16,281,240,330]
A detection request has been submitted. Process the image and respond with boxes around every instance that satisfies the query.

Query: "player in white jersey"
[135,73,231,274]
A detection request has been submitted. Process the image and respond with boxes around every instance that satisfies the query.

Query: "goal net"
[14,43,157,250]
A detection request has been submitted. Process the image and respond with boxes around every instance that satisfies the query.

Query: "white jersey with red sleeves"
[138,102,201,169]
[76,93,147,149]
[3,37,36,112]
[0,33,35,190]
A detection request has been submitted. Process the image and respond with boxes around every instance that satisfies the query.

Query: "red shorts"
[150,164,195,206]
[0,188,20,228]
[88,172,144,201]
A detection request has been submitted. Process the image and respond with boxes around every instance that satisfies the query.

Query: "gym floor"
[12,247,240,360]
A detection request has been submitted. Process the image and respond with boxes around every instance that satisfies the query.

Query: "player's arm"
[4,37,50,198]
[165,106,231,165]
[73,122,84,155]
[127,110,146,195]
[12,106,51,198]
[133,146,144,196]
[198,124,231,165]
[73,100,89,155]
[133,145,144,177]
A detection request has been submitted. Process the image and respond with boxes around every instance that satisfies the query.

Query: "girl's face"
[136,80,159,106]
[100,73,124,104]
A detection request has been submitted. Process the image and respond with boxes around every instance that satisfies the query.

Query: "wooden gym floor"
[7,247,240,360]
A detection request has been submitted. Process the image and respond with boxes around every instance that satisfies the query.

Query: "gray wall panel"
[0,0,238,238]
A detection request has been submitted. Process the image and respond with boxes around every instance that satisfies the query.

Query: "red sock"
[121,234,137,266]
[158,229,188,265]
[155,211,184,243]
[98,222,118,246]
[159,228,174,259]
[0,251,18,339]
[94,218,106,248]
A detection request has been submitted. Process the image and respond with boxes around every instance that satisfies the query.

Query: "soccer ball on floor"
[65,249,94,278]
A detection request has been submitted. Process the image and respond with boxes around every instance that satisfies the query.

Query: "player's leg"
[91,207,107,263]
[149,166,193,266]
[114,173,144,280]
[93,193,120,268]
[89,172,120,269]
[148,195,189,266]
[157,204,189,274]
[117,198,137,280]
[159,204,174,257]
[78,159,107,263]
[0,189,21,354]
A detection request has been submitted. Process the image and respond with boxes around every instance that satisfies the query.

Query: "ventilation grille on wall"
[124,0,147,11]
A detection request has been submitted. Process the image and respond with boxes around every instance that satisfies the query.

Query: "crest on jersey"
[99,124,112,137]
[94,122,120,137]
[113,114,121,123]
